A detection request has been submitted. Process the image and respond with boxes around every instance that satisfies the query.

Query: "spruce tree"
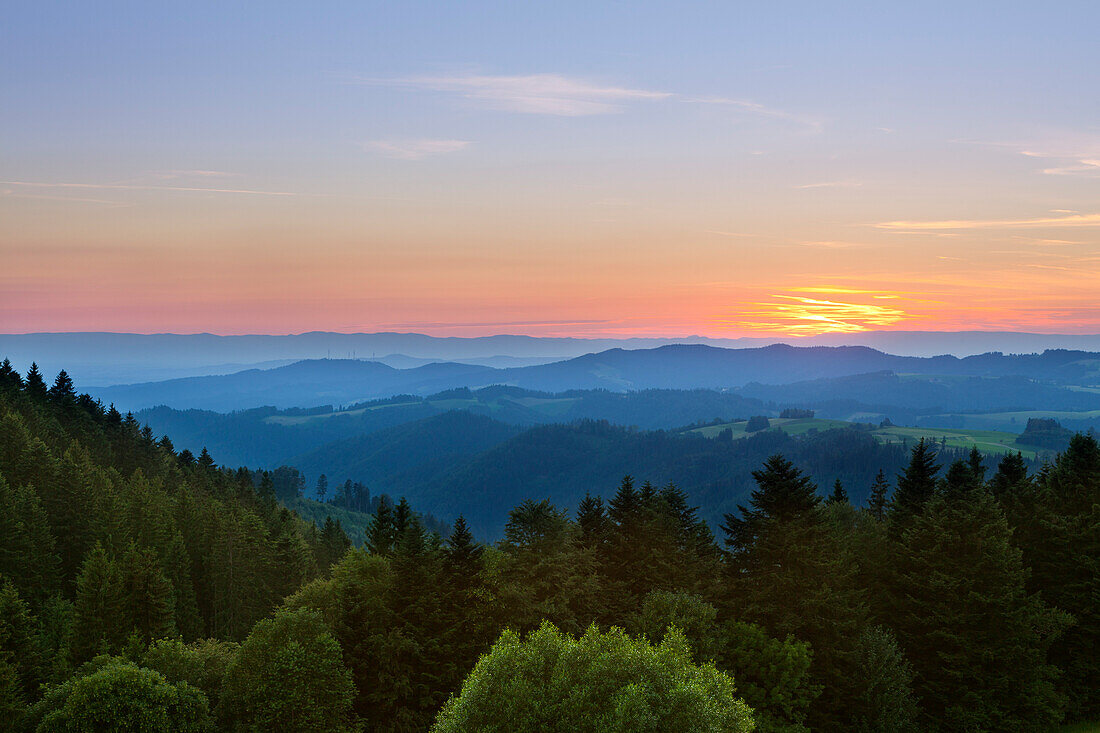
[889,439,940,532]
[828,478,849,505]
[1021,433,1100,720]
[939,459,982,499]
[444,515,482,580]
[608,475,639,526]
[0,359,21,392]
[722,454,820,558]
[0,475,60,606]
[165,532,204,641]
[48,370,75,402]
[72,543,121,662]
[575,493,610,550]
[966,446,986,483]
[989,452,1029,498]
[393,497,413,536]
[316,473,328,503]
[23,363,47,400]
[366,499,395,556]
[888,489,1067,731]
[867,469,890,520]
[0,580,48,703]
[119,543,177,645]
[721,455,866,731]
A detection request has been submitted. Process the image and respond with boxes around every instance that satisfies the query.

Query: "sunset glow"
[2,3,1098,338]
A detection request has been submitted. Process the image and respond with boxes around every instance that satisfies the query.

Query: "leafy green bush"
[432,621,754,733]
[142,638,239,711]
[27,656,211,732]
[217,607,357,732]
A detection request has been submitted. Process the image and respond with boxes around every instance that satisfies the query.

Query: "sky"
[2,1,1099,338]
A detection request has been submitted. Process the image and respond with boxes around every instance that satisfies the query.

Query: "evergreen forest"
[1,360,1098,732]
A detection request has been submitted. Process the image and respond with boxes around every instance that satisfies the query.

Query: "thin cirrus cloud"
[793,181,862,189]
[356,73,817,128]
[361,73,672,116]
[0,180,299,196]
[687,96,822,129]
[876,213,1100,230]
[1020,147,1100,177]
[361,139,472,160]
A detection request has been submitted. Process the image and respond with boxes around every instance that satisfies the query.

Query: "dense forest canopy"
[0,358,1098,731]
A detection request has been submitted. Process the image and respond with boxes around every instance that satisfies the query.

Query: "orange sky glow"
[3,4,1098,338]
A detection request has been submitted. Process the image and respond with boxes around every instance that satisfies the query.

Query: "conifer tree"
[722,455,867,731]
[939,459,982,499]
[0,580,48,704]
[119,542,177,645]
[316,473,328,503]
[72,543,121,661]
[444,515,482,580]
[989,452,1029,498]
[48,370,75,403]
[608,475,639,526]
[966,446,986,483]
[393,497,413,536]
[722,454,820,558]
[867,469,890,520]
[575,493,610,550]
[888,489,1067,730]
[0,359,21,392]
[366,499,395,556]
[317,517,352,569]
[828,478,849,505]
[165,532,204,641]
[24,362,47,399]
[889,439,940,532]
[0,475,61,606]
[1020,433,1100,719]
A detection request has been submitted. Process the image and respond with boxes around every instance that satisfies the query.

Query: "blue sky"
[2,1,1099,335]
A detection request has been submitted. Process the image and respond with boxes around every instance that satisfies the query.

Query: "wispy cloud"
[361,139,471,160]
[1020,148,1100,177]
[0,180,299,196]
[794,240,865,249]
[364,73,670,116]
[793,181,861,189]
[357,72,815,127]
[152,170,235,179]
[877,213,1100,230]
[687,96,822,129]
[719,293,908,335]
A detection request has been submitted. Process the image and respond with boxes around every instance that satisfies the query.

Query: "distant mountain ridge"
[6,330,1100,386]
[85,343,1100,412]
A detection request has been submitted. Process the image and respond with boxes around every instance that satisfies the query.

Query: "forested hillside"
[2,359,1098,731]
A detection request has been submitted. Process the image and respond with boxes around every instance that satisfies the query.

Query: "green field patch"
[871,426,1037,458]
[263,401,423,425]
[424,398,482,411]
[691,417,1042,458]
[691,417,851,439]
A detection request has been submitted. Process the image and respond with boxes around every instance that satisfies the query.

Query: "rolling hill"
[89,344,1100,413]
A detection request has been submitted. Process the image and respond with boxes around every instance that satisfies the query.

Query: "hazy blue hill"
[398,422,923,539]
[741,371,1100,414]
[91,344,1100,413]
[92,358,498,411]
[288,411,522,496]
[8,332,1100,386]
[135,387,769,469]
[137,400,445,467]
